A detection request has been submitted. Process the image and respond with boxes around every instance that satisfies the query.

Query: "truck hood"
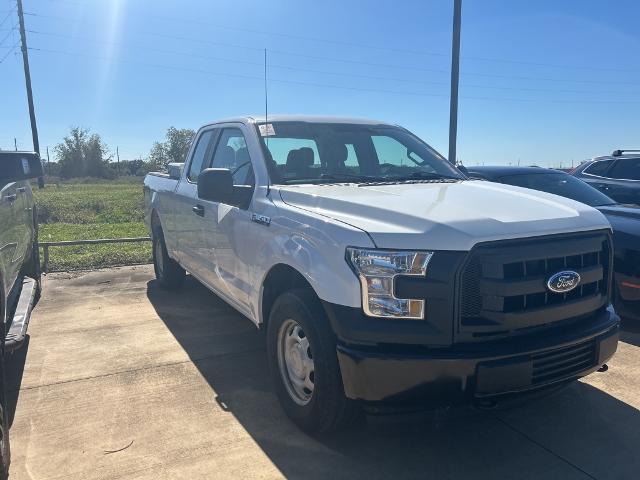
[278,181,611,251]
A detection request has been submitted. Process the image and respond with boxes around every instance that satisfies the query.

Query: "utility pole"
[17,0,40,157]
[46,145,50,174]
[14,138,17,151]
[448,0,462,165]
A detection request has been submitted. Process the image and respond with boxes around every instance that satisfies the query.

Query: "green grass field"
[34,178,152,271]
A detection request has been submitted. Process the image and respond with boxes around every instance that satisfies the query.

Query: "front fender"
[249,201,374,323]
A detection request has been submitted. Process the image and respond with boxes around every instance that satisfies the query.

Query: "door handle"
[16,187,26,193]
[192,204,205,217]
[3,194,17,202]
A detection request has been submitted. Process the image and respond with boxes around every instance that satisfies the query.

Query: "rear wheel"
[152,227,185,289]
[267,289,360,433]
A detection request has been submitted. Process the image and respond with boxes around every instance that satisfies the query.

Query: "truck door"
[196,126,255,313]
[172,128,218,280]
[0,182,22,298]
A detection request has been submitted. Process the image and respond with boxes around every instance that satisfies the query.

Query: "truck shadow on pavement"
[147,276,640,480]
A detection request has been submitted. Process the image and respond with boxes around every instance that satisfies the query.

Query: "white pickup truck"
[144,115,619,432]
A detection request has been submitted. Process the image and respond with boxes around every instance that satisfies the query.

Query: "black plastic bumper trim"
[336,308,619,403]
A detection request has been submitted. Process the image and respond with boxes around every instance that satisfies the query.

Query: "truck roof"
[202,114,391,128]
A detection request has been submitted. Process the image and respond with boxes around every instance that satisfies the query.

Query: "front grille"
[459,231,611,340]
[531,340,596,385]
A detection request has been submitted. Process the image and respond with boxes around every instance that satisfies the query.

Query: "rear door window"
[608,158,640,180]
[583,160,613,177]
[187,129,216,183]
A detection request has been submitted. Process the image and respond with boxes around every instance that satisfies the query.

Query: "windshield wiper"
[319,173,380,182]
[391,171,463,181]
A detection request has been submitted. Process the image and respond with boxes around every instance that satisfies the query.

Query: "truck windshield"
[256,122,463,184]
[500,172,617,207]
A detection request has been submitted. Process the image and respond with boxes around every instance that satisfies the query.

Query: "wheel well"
[261,264,315,329]
[150,210,161,234]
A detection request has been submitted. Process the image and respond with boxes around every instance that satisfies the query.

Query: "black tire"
[0,391,9,480]
[267,289,360,433]
[152,226,185,289]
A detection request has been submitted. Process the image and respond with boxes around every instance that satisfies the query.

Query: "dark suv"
[0,151,43,478]
[572,150,640,205]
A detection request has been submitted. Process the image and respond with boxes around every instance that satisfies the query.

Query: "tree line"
[51,126,195,179]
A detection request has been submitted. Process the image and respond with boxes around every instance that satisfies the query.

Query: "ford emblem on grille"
[547,271,581,293]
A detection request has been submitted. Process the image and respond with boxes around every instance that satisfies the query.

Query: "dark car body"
[572,153,640,206]
[466,166,640,322]
[0,151,43,478]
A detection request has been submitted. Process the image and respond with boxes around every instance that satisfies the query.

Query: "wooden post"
[17,0,40,156]
[43,245,49,273]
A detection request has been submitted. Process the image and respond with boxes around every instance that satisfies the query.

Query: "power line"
[0,41,17,62]
[27,46,640,105]
[27,28,449,86]
[0,24,16,46]
[0,9,13,28]
[26,28,640,93]
[114,34,640,87]
[144,12,451,60]
[27,28,265,66]
[22,9,640,74]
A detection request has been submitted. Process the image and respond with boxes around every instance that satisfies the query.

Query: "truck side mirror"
[197,168,234,204]
[0,151,44,183]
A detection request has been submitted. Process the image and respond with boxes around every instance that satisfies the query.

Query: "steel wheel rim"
[155,237,164,277]
[277,319,315,406]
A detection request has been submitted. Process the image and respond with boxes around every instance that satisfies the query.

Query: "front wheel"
[267,289,360,433]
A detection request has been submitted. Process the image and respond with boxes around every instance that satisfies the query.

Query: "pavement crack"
[495,416,598,480]
[11,347,265,392]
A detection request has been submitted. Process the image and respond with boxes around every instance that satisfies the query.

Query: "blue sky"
[1,0,638,166]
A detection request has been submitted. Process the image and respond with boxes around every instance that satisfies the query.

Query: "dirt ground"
[5,265,640,479]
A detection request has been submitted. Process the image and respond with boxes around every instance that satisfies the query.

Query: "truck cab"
[144,116,619,433]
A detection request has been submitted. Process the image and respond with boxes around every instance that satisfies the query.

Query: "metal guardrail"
[39,237,151,273]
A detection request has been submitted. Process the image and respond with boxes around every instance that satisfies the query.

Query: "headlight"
[346,248,433,319]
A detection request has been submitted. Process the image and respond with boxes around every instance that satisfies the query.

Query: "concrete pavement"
[6,265,640,479]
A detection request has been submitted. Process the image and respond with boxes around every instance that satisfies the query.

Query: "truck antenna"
[264,49,268,134]
[264,48,271,195]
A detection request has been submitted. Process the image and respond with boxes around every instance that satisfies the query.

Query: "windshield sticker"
[22,157,31,174]
[259,123,276,136]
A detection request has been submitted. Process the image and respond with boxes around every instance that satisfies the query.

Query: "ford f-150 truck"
[144,116,620,432]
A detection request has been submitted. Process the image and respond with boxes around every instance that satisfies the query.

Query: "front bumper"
[336,307,619,404]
